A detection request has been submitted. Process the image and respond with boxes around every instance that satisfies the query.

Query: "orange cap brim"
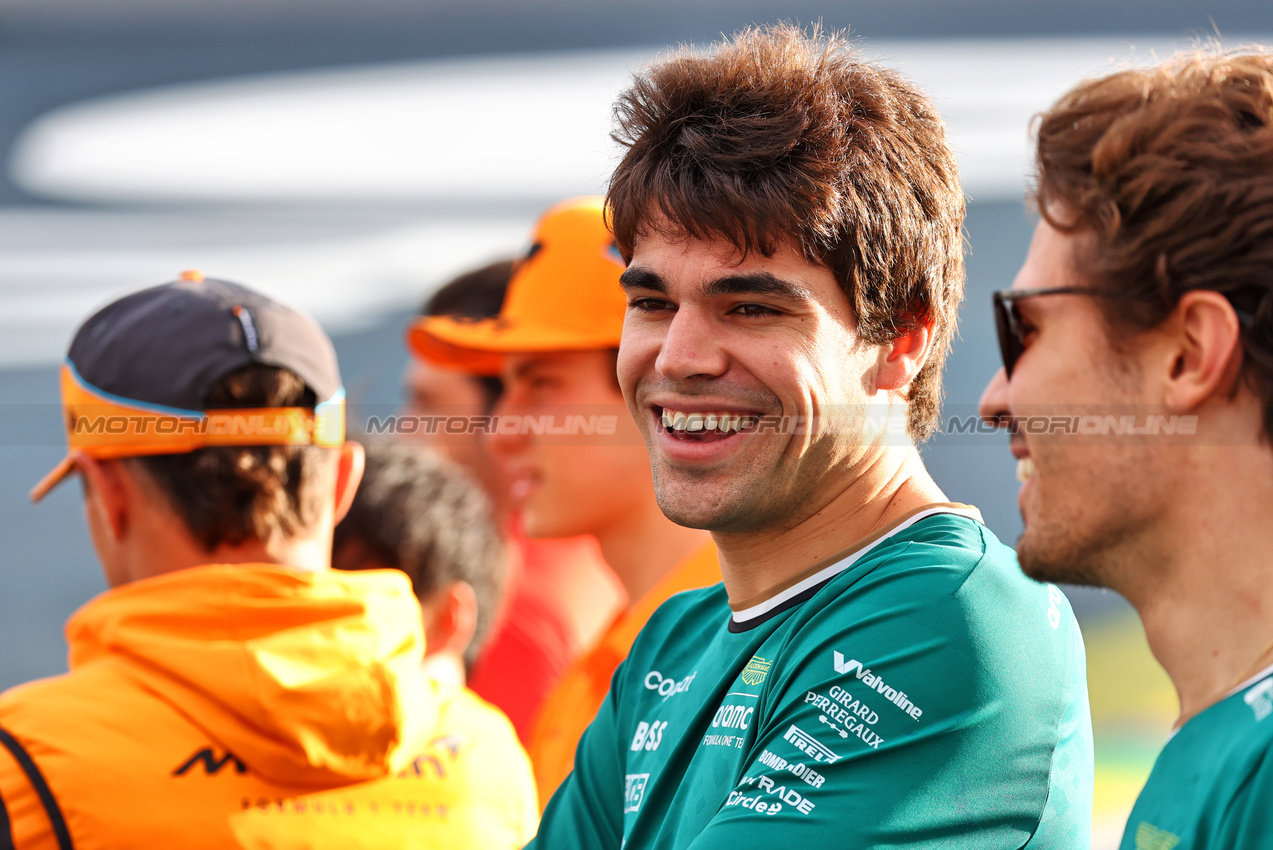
[30,453,77,503]
[406,319,507,375]
[407,314,623,373]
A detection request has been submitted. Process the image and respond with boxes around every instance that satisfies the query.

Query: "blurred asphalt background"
[4,1,1270,844]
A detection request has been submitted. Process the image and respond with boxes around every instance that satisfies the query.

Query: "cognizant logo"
[832,652,923,721]
[645,670,696,701]
[646,671,697,702]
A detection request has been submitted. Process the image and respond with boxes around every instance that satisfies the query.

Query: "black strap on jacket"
[0,726,73,850]
[0,772,13,850]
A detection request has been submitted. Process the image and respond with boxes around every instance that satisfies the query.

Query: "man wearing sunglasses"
[980,50,1273,850]
[528,24,1093,850]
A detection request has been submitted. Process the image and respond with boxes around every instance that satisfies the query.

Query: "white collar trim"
[730,506,983,626]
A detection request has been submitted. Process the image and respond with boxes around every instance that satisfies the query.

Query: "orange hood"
[65,565,435,788]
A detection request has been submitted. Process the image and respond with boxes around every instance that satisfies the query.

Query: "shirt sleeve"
[685,560,1084,849]
[1215,744,1273,848]
[527,686,625,850]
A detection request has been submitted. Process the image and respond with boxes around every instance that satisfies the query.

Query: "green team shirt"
[530,506,1093,850]
[1119,668,1273,850]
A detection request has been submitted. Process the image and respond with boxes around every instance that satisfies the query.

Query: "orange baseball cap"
[408,196,627,374]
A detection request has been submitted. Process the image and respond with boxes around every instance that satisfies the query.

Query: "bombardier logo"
[833,652,923,721]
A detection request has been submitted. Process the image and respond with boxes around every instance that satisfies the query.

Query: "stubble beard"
[1014,496,1148,592]
[649,459,744,532]
[1015,526,1113,588]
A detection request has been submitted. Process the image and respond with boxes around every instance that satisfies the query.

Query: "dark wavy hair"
[1035,48,1273,440]
[421,259,515,410]
[607,23,966,440]
[130,364,334,553]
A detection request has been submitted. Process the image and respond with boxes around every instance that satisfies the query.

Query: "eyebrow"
[508,359,546,382]
[618,267,666,293]
[619,268,813,302]
[507,356,566,383]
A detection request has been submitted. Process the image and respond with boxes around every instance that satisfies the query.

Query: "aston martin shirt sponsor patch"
[741,656,771,686]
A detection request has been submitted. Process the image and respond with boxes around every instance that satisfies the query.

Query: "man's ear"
[77,454,129,543]
[423,581,478,659]
[874,321,934,392]
[1161,290,1246,412]
[332,441,365,524]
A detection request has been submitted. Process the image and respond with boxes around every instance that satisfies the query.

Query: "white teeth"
[660,408,751,433]
[1016,457,1035,483]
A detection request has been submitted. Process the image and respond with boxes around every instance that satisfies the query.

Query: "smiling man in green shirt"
[979,50,1273,850]
[527,24,1093,850]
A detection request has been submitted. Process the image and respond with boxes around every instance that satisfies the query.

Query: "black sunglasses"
[993,287,1255,378]
[992,287,1118,379]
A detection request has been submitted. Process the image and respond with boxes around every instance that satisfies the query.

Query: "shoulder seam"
[0,727,74,850]
[949,520,994,597]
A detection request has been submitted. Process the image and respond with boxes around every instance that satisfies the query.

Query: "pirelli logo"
[782,725,841,764]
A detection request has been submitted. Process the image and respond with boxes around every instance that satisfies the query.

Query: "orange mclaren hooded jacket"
[229,680,538,850]
[0,565,449,850]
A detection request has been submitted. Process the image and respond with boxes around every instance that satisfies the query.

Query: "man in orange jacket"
[410,196,720,808]
[0,273,509,849]
[231,444,538,850]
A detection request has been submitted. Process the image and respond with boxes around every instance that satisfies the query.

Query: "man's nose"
[487,393,529,455]
[654,306,729,382]
[979,367,1011,428]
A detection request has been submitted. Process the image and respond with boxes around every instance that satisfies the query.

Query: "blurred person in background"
[403,259,625,742]
[411,195,718,808]
[0,273,447,849]
[231,444,537,849]
[980,49,1273,850]
[530,26,1091,848]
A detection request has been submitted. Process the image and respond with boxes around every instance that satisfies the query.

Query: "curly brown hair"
[1035,49,1273,440]
[607,23,966,440]
[130,364,336,552]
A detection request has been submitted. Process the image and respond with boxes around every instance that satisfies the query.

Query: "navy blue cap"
[67,272,341,408]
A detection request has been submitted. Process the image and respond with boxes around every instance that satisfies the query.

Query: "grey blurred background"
[2,1,1269,844]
